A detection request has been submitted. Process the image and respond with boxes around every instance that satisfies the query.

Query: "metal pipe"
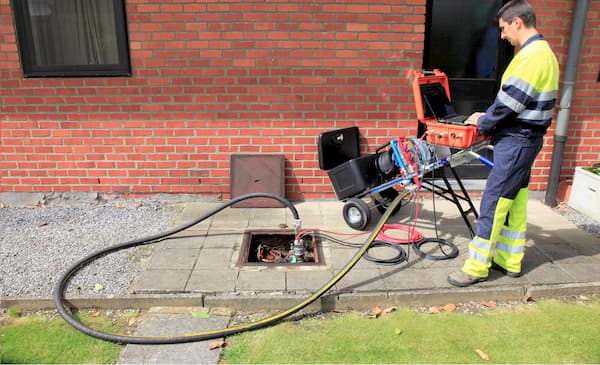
[544,0,590,207]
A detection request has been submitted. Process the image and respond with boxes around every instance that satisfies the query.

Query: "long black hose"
[54,191,407,344]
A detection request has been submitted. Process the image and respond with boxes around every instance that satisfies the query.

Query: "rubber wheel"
[375,188,402,215]
[342,198,371,230]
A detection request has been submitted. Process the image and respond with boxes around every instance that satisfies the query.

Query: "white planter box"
[568,167,600,221]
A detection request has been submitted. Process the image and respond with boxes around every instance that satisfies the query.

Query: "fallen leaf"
[475,349,490,361]
[94,283,104,292]
[521,295,536,303]
[217,360,229,364]
[428,306,441,314]
[394,328,403,335]
[116,203,124,209]
[208,340,226,350]
[128,317,137,326]
[368,306,383,318]
[442,303,457,312]
[90,311,101,318]
[383,306,397,314]
[480,300,496,309]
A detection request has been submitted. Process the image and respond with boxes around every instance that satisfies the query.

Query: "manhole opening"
[238,230,324,267]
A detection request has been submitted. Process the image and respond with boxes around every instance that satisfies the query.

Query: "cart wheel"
[375,188,402,215]
[343,198,371,230]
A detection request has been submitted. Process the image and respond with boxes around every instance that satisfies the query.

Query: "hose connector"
[293,238,305,262]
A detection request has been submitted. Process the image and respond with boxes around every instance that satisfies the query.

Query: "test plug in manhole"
[237,229,324,267]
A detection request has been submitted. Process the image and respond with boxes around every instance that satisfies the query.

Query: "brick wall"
[1,0,598,199]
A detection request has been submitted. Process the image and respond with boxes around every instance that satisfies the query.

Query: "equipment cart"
[318,70,494,234]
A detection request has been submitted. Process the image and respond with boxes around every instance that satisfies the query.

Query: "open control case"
[412,69,489,148]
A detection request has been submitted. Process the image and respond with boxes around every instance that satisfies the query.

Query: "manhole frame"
[237,229,325,268]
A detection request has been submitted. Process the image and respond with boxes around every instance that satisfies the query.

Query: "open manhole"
[237,229,324,267]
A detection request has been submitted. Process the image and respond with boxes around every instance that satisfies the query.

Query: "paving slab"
[129,197,600,312]
[118,309,229,364]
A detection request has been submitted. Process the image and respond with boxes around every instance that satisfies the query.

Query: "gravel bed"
[554,203,600,239]
[0,199,181,298]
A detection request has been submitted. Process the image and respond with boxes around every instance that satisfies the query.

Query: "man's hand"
[465,112,485,126]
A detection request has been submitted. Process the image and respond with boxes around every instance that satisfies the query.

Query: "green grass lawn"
[222,299,600,364]
[1,310,125,364]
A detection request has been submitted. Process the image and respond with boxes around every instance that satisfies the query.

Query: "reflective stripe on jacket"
[477,34,559,137]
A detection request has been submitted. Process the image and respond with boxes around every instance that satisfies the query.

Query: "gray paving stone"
[336,268,387,292]
[237,270,286,291]
[187,269,239,293]
[193,248,235,271]
[161,233,207,249]
[145,248,199,270]
[286,269,335,292]
[118,313,228,364]
[131,269,190,293]
[381,267,437,291]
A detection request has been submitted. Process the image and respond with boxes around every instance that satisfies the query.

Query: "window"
[11,0,130,77]
[423,0,512,179]
[423,0,512,113]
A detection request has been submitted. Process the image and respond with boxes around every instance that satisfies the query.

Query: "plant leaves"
[191,311,210,319]
[208,340,226,350]
[475,348,490,361]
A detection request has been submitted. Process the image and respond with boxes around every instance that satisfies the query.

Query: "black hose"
[364,240,407,265]
[54,191,407,344]
[412,237,459,260]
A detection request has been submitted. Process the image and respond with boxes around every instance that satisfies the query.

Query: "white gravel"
[0,199,181,298]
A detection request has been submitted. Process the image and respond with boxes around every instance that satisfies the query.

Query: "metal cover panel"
[230,154,285,208]
[317,127,360,170]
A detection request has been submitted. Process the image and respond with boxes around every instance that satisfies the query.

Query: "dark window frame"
[422,0,513,179]
[11,0,131,78]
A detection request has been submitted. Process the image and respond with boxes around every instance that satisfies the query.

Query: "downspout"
[544,0,590,207]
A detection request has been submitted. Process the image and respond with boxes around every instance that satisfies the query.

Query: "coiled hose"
[54,191,408,344]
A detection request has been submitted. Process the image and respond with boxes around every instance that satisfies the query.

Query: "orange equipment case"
[412,69,489,148]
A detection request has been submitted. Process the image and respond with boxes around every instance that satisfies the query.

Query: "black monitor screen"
[420,83,456,119]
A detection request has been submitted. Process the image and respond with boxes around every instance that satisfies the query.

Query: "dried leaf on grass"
[382,306,397,314]
[89,311,101,318]
[480,300,496,309]
[127,317,137,327]
[368,306,383,318]
[428,306,441,314]
[522,295,536,303]
[442,303,457,312]
[208,340,227,350]
[475,348,490,361]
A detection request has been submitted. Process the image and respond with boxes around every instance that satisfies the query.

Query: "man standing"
[448,0,559,286]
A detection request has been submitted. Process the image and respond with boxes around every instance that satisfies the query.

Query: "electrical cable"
[54,191,408,344]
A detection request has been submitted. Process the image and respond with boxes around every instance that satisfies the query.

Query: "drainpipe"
[544,0,590,207]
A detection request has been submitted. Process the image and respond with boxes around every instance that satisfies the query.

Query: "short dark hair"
[497,0,537,28]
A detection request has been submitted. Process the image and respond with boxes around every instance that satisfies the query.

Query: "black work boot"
[491,261,522,278]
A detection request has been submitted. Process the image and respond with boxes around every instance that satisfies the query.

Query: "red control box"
[412,69,489,148]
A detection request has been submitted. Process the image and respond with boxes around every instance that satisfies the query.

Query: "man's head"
[497,0,538,47]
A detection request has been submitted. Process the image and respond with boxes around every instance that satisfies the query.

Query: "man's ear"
[512,16,523,29]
